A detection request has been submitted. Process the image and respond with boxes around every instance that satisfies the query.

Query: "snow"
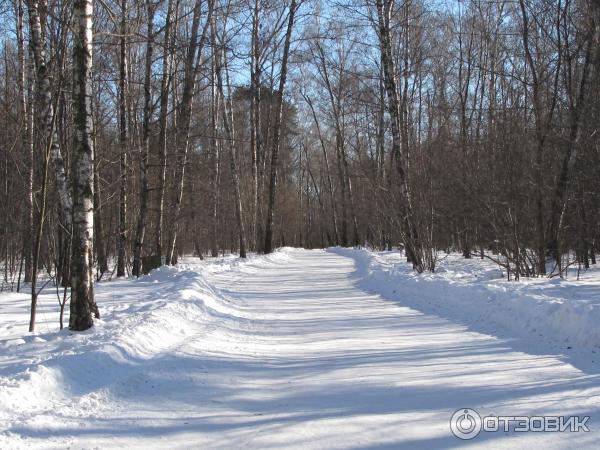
[1,248,600,448]
[333,247,600,363]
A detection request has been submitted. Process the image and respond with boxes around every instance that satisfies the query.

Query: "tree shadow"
[4,249,600,448]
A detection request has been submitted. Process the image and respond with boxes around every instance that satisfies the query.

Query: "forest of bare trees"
[0,0,599,330]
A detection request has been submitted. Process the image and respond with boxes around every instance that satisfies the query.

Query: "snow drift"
[331,247,600,352]
[0,262,246,446]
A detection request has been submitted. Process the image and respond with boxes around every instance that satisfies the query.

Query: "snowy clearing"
[1,248,600,449]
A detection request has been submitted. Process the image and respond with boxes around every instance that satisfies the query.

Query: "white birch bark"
[70,0,96,330]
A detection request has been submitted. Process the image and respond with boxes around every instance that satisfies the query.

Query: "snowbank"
[1,247,600,449]
[331,247,600,351]
[0,250,293,443]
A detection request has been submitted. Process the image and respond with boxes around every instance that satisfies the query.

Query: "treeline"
[0,0,599,329]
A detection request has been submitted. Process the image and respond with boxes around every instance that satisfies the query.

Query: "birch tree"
[26,0,73,237]
[26,0,74,330]
[374,0,424,271]
[16,0,33,283]
[70,0,98,331]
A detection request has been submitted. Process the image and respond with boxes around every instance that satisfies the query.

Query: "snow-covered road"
[2,248,600,449]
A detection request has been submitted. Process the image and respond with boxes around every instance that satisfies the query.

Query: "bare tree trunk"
[26,0,76,329]
[250,0,261,251]
[342,144,360,246]
[133,0,155,276]
[29,113,51,332]
[335,132,349,246]
[457,14,475,258]
[16,0,33,283]
[116,0,128,277]
[214,17,247,258]
[302,141,331,245]
[26,0,73,231]
[154,0,176,259]
[374,0,422,271]
[25,54,36,283]
[210,40,220,258]
[518,0,560,275]
[311,37,358,246]
[165,0,211,265]
[547,23,595,266]
[92,135,108,278]
[90,99,107,280]
[264,0,297,254]
[303,93,339,244]
[2,64,8,289]
[70,0,97,331]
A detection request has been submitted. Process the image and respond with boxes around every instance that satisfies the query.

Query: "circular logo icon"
[450,408,482,440]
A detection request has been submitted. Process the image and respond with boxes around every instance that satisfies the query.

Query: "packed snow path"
[2,248,600,449]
